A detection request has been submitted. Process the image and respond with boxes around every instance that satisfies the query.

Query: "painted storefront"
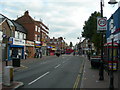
[106,7,120,59]
[8,37,25,60]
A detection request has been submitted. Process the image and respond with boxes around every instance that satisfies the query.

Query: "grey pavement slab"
[80,56,118,89]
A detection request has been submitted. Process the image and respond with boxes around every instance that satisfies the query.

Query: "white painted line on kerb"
[54,64,61,68]
[28,72,50,85]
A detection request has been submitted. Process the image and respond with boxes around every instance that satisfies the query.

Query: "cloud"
[0,0,119,45]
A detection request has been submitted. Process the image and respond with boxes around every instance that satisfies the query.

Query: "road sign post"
[97,17,107,33]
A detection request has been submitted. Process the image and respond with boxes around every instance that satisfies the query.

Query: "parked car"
[90,55,101,68]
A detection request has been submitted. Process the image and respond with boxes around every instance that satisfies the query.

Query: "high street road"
[14,55,84,89]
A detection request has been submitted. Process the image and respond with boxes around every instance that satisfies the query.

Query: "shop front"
[25,40,35,58]
[8,37,25,60]
[34,41,42,58]
[42,42,47,56]
[50,45,56,56]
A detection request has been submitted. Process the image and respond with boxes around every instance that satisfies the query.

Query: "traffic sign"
[97,17,107,33]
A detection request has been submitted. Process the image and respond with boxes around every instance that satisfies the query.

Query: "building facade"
[0,14,15,61]
[16,11,49,57]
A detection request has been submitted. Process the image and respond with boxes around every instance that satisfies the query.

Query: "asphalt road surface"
[14,55,84,89]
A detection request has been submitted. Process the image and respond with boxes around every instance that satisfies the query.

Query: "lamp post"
[108,0,118,89]
[2,34,9,66]
[77,37,81,55]
[99,0,104,80]
[109,34,114,89]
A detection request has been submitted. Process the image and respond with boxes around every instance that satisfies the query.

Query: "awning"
[52,48,56,50]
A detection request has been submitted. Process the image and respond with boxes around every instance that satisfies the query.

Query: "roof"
[12,20,27,33]
[0,14,14,29]
[0,14,6,23]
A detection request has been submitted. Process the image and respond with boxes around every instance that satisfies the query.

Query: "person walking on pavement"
[40,49,42,58]
[24,51,28,59]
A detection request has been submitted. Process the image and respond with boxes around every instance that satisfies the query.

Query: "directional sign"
[97,17,107,33]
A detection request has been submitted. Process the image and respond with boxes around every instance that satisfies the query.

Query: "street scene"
[0,0,120,90]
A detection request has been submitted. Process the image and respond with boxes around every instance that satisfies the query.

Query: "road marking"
[21,65,28,69]
[73,74,80,90]
[73,60,85,90]
[54,64,61,68]
[28,72,49,85]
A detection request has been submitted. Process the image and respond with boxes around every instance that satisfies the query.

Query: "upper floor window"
[35,34,37,41]
[17,32,20,39]
[35,25,38,31]
[38,27,40,32]
[23,33,26,40]
[19,33,23,39]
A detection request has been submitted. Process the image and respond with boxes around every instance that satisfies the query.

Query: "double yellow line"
[73,74,80,90]
[73,60,85,90]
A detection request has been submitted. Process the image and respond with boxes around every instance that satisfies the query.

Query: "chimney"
[24,10,29,16]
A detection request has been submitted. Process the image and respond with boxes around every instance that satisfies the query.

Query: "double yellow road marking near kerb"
[73,60,85,90]
[73,74,80,90]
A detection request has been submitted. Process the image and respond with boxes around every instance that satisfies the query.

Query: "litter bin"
[12,57,20,67]
[3,66,14,86]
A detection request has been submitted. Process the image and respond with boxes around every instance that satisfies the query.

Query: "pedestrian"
[24,51,27,59]
[40,49,42,58]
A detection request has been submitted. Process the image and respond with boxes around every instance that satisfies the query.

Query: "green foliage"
[82,11,101,51]
[69,42,73,47]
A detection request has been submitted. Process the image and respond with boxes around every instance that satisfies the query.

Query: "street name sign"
[97,17,107,33]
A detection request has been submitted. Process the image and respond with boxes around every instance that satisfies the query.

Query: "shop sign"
[51,45,55,48]
[9,37,13,44]
[26,40,34,46]
[13,38,25,46]
[42,43,46,46]
[35,41,41,48]
[47,46,52,49]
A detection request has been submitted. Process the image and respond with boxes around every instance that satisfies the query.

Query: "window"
[15,31,18,38]
[38,27,40,32]
[19,33,23,39]
[24,34,26,39]
[18,32,20,39]
[35,25,38,31]
[35,34,37,41]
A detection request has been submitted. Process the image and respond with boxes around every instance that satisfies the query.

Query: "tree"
[82,11,102,53]
[69,42,73,48]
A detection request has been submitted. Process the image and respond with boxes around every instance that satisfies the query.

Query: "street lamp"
[99,0,104,81]
[99,0,118,81]
[2,34,9,66]
[77,37,81,55]
[108,1,118,89]
[108,0,118,4]
[109,34,114,89]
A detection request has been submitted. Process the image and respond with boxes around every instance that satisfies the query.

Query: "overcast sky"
[0,0,119,45]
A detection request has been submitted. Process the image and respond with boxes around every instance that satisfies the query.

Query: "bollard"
[3,66,14,86]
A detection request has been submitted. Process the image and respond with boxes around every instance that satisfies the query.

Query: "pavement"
[0,55,119,90]
[80,55,119,89]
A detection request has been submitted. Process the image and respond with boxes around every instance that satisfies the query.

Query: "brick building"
[16,11,49,57]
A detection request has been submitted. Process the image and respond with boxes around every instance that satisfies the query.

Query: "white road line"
[28,72,50,85]
[54,64,61,68]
